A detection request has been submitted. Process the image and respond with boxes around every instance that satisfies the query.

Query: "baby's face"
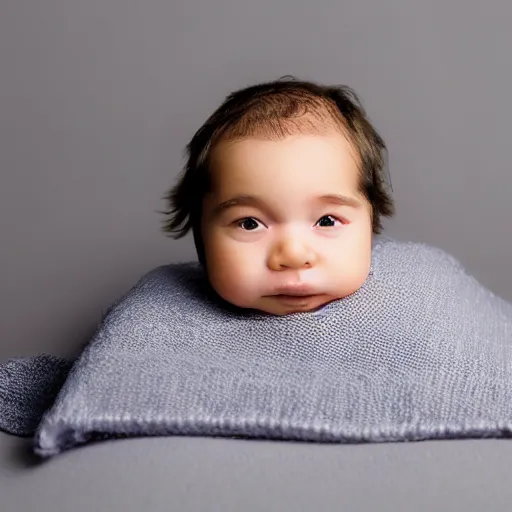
[201,131,373,315]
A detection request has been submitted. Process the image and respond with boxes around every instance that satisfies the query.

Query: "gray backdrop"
[2,1,512,511]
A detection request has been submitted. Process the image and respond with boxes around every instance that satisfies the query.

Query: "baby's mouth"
[274,293,315,298]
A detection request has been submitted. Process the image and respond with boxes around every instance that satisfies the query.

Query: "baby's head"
[162,78,395,315]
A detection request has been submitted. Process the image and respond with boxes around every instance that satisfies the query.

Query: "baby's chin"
[245,293,342,316]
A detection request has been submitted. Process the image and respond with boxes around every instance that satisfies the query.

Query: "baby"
[161,78,395,316]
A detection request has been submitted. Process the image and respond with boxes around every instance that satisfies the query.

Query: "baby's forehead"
[207,134,363,202]
[209,124,360,178]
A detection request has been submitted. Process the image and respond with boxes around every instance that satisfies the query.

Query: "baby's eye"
[316,215,342,227]
[237,217,261,231]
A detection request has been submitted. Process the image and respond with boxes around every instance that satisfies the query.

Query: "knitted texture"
[0,355,72,437]
[2,236,512,457]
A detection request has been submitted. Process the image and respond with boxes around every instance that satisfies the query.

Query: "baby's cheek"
[326,249,371,298]
[215,279,255,308]
[343,256,372,295]
[207,261,259,307]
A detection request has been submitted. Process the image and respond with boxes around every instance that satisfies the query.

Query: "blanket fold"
[0,354,72,436]
[1,236,512,458]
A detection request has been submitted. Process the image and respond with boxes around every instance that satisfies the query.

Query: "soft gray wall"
[1,0,511,360]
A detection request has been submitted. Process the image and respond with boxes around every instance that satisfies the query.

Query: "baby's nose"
[267,238,317,270]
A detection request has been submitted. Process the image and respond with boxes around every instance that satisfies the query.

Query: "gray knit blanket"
[1,236,512,458]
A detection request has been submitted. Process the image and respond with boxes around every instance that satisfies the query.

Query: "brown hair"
[160,77,395,266]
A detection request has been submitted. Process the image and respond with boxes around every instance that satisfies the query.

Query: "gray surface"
[2,0,512,510]
[2,433,512,512]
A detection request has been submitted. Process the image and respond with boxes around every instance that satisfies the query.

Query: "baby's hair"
[160,76,395,266]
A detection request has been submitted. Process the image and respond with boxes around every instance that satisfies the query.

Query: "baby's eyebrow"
[318,194,363,208]
[213,193,362,216]
[213,195,264,216]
